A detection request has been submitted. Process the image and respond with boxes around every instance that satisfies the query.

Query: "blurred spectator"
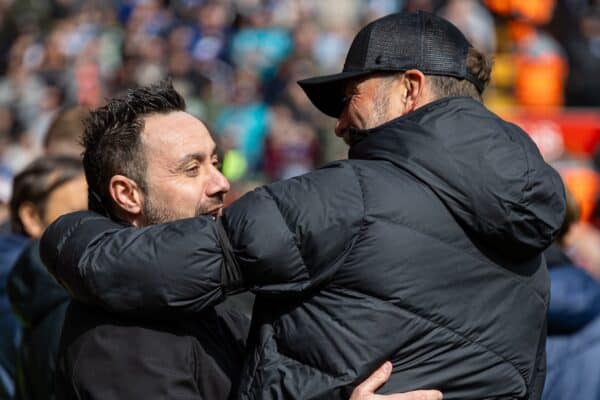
[0,177,27,400]
[215,68,269,174]
[263,103,319,180]
[229,5,292,80]
[439,0,497,54]
[6,156,87,400]
[558,164,600,280]
[0,108,86,399]
[563,6,600,106]
[511,21,568,107]
[0,0,598,194]
[43,105,88,157]
[543,188,600,400]
[0,165,13,229]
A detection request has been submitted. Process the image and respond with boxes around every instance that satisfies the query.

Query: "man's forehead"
[143,111,204,131]
[141,111,215,157]
[142,111,214,148]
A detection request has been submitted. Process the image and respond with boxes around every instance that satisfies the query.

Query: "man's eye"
[185,166,199,175]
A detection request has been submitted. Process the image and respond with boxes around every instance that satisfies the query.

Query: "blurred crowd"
[1,0,600,399]
[0,0,600,193]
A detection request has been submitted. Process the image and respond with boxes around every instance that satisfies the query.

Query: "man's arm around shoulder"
[40,210,227,314]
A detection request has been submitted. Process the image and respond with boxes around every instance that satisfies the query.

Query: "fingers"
[349,362,443,400]
[350,362,393,399]
[362,361,393,393]
[392,390,443,400]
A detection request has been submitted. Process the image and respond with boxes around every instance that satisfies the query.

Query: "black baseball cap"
[298,11,484,118]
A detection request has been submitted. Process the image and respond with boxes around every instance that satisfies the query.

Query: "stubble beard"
[370,82,392,128]
[142,196,215,225]
[341,84,392,145]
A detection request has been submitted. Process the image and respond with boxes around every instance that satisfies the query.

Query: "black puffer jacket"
[41,97,565,399]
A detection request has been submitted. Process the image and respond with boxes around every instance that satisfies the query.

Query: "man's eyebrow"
[175,153,205,169]
[174,148,218,169]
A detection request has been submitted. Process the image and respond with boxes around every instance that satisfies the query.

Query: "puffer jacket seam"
[344,163,370,283]
[271,345,341,381]
[261,185,311,281]
[329,284,528,389]
[511,124,532,207]
[376,217,547,304]
[261,164,366,285]
[54,216,110,296]
[346,162,368,217]
[68,344,84,399]
[241,326,274,398]
[55,216,108,262]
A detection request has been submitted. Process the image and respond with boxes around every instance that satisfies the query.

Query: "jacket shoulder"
[223,161,364,293]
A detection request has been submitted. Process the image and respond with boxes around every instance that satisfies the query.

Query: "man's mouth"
[207,207,223,220]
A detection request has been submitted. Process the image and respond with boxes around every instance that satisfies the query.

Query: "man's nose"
[207,169,230,197]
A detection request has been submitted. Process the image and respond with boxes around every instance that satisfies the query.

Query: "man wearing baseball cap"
[41,11,565,399]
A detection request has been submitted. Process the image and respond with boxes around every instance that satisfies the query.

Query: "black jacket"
[54,300,248,400]
[41,97,566,399]
[40,214,249,400]
[8,241,69,400]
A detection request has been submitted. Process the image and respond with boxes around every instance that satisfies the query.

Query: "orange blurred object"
[485,0,556,25]
[514,52,567,106]
[562,168,600,222]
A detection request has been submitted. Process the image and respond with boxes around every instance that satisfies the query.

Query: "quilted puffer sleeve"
[222,161,364,294]
[40,211,228,314]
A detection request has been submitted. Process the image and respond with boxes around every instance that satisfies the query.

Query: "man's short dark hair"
[10,156,83,235]
[82,80,185,214]
[427,47,494,102]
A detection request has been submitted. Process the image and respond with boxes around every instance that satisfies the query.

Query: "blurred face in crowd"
[0,203,9,226]
[138,111,230,225]
[20,174,88,239]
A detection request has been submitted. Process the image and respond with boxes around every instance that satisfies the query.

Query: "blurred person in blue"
[0,104,86,400]
[41,12,565,399]
[542,189,600,400]
[215,69,270,174]
[229,3,293,81]
[6,156,87,400]
[0,165,27,400]
[0,165,13,231]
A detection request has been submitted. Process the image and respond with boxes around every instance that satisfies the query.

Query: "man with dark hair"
[4,156,87,400]
[46,81,251,400]
[42,12,565,399]
[42,81,412,400]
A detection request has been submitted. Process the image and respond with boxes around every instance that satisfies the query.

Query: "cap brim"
[297,70,374,118]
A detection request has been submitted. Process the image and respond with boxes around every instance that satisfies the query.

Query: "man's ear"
[400,69,427,112]
[108,174,143,216]
[18,202,44,239]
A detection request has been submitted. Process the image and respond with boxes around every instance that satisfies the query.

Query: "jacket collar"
[345,96,565,261]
